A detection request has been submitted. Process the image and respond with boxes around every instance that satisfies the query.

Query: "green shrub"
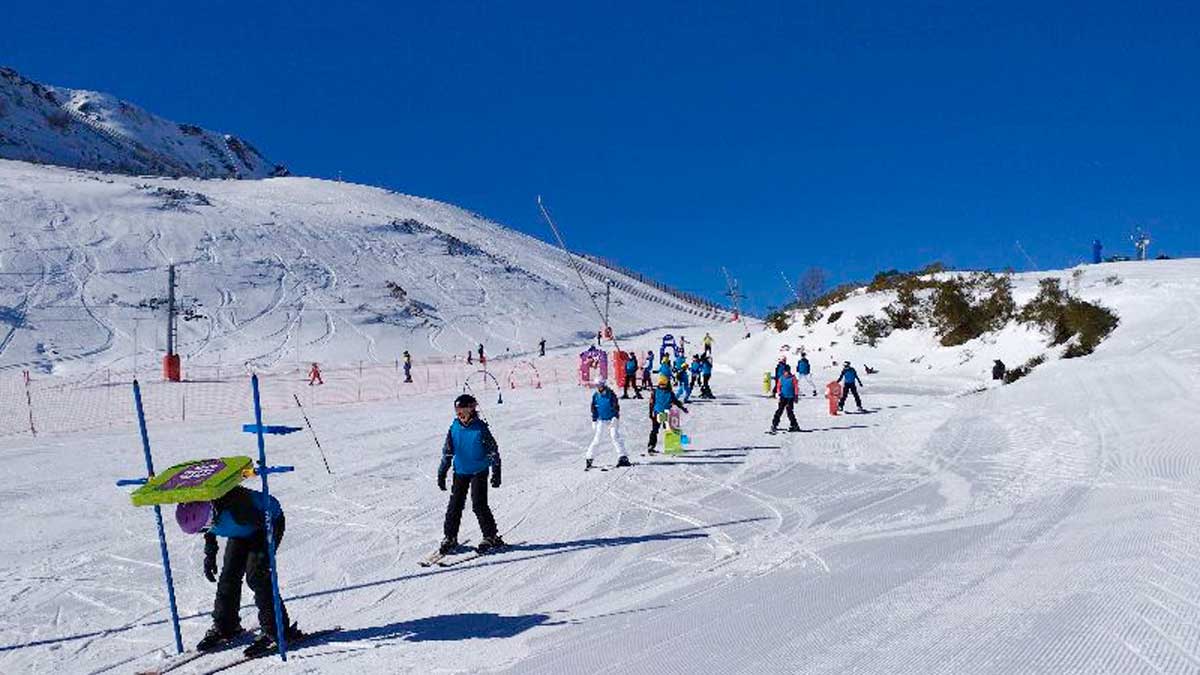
[853,314,893,347]
[802,306,823,326]
[812,283,858,308]
[765,309,791,333]
[827,310,844,324]
[1003,354,1046,384]
[1018,278,1119,356]
[883,286,922,329]
[928,272,1016,346]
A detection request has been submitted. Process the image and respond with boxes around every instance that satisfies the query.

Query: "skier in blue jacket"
[771,364,802,432]
[175,486,303,657]
[622,352,642,399]
[699,355,715,399]
[642,351,654,389]
[772,357,788,398]
[796,353,817,396]
[587,378,630,470]
[837,361,865,412]
[647,375,688,454]
[437,394,504,554]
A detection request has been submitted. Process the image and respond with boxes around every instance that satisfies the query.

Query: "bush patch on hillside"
[1018,278,1119,357]
[853,314,892,347]
[1003,354,1047,384]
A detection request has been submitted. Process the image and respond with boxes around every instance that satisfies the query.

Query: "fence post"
[23,370,36,436]
[357,361,363,402]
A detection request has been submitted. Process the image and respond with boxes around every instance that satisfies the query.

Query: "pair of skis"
[418,540,525,568]
[138,627,340,675]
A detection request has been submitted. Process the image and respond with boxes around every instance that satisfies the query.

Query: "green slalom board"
[130,456,254,506]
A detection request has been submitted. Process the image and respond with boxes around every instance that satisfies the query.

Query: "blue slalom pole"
[250,374,288,661]
[133,380,184,655]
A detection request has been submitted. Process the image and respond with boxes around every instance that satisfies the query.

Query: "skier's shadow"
[321,612,556,644]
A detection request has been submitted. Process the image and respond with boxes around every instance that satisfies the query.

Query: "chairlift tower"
[721,266,751,337]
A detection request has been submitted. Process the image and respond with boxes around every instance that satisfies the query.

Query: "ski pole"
[293,393,332,475]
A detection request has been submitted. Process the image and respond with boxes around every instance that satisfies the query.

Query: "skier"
[992,359,1006,381]
[703,332,714,356]
[771,357,787,398]
[699,355,715,399]
[176,486,302,658]
[658,354,673,383]
[690,355,703,391]
[307,362,323,386]
[538,339,546,357]
[477,344,486,366]
[403,351,413,383]
[622,352,642,399]
[642,350,654,389]
[587,378,630,469]
[437,394,504,555]
[837,361,866,412]
[466,350,473,365]
[796,352,818,396]
[771,364,802,432]
[676,359,693,403]
[647,375,688,454]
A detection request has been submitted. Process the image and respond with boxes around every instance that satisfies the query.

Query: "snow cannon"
[826,381,842,416]
[762,372,772,394]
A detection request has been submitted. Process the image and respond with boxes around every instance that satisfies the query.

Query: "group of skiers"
[770,353,867,432]
[168,331,874,660]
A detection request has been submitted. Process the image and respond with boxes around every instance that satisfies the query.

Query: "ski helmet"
[454,393,478,408]
[176,501,213,535]
[593,376,606,387]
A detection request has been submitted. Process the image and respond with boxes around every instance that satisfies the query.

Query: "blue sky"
[7,1,1199,313]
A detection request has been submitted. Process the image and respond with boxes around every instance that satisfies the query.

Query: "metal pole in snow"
[133,380,184,654]
[251,375,288,661]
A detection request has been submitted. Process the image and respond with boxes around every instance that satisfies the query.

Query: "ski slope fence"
[0,354,584,438]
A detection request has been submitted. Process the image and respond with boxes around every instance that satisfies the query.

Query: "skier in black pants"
[538,339,546,357]
[837,361,865,412]
[622,352,642,398]
[437,394,504,555]
[403,350,413,383]
[647,375,688,453]
[175,486,303,658]
[771,364,802,432]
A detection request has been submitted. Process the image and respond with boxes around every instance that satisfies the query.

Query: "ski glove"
[203,534,219,582]
[437,455,451,491]
[490,465,502,489]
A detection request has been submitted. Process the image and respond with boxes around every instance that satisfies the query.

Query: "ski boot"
[196,624,243,652]
[439,537,460,555]
[616,456,632,468]
[477,535,506,554]
[243,623,304,658]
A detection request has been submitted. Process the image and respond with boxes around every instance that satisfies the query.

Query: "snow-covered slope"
[0,67,284,179]
[0,159,723,374]
[723,263,1163,392]
[2,260,1199,674]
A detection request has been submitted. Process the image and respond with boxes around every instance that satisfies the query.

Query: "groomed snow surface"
[2,260,1200,674]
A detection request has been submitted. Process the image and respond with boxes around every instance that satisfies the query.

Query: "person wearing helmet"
[641,350,654,389]
[796,352,818,397]
[438,394,504,555]
[772,356,788,398]
[176,486,302,657]
[771,363,803,432]
[837,361,865,412]
[622,352,642,399]
[587,378,630,470]
[647,375,688,454]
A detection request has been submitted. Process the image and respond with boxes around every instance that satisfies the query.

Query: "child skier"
[403,351,413,383]
[622,352,642,399]
[647,375,688,454]
[796,352,817,396]
[690,355,703,391]
[588,378,630,469]
[771,364,802,432]
[771,357,788,397]
[175,486,302,658]
[699,355,715,399]
[642,350,654,389]
[437,394,504,554]
[837,361,866,412]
